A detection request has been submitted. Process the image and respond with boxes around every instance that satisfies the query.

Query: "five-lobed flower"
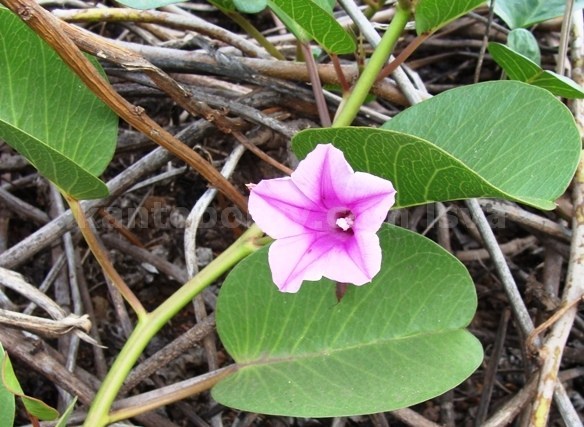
[248,144,396,293]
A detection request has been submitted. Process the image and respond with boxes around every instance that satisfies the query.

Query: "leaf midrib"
[236,327,466,366]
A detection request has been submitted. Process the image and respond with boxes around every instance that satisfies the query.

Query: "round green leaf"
[508,28,541,65]
[489,42,584,98]
[233,0,266,13]
[381,82,580,209]
[213,225,482,417]
[494,0,584,29]
[267,0,355,54]
[0,8,117,199]
[415,0,485,35]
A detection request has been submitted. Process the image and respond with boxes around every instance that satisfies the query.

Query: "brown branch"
[0,0,248,213]
[376,33,430,82]
[59,23,409,107]
[52,7,267,58]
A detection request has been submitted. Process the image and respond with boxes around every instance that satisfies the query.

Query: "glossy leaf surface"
[233,0,266,13]
[213,225,482,417]
[0,9,117,199]
[494,0,584,28]
[267,0,355,53]
[489,42,584,98]
[508,28,540,65]
[294,81,580,210]
[415,0,485,34]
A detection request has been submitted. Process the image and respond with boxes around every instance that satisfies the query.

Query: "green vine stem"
[332,3,410,127]
[66,195,147,321]
[84,224,266,427]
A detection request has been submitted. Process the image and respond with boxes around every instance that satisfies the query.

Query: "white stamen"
[336,215,354,231]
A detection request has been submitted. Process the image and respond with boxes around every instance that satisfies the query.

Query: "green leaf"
[207,0,236,11]
[115,0,187,9]
[415,0,485,35]
[267,1,311,43]
[489,42,584,98]
[266,0,356,53]
[311,0,335,12]
[295,127,509,208]
[233,0,266,13]
[0,344,15,427]
[294,81,580,210]
[55,397,77,427]
[494,0,584,28]
[213,225,482,417]
[507,28,540,65]
[2,349,59,420]
[383,81,580,208]
[0,8,117,199]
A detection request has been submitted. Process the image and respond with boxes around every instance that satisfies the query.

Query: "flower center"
[335,210,355,233]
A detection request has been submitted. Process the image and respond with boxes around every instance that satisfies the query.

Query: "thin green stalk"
[332,4,410,127]
[84,224,265,427]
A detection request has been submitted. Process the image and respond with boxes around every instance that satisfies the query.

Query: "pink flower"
[248,144,396,293]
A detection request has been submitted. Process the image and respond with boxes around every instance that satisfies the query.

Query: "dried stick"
[0,267,95,344]
[473,0,496,83]
[474,309,510,425]
[116,41,409,105]
[390,408,442,427]
[102,234,188,283]
[66,196,147,320]
[120,314,215,394]
[0,0,248,212]
[232,131,293,175]
[299,42,331,127]
[483,374,539,427]
[184,144,246,392]
[455,236,537,262]
[52,7,268,58]
[466,199,536,335]
[479,200,571,242]
[528,8,584,426]
[0,187,50,224]
[109,367,236,422]
[185,145,247,278]
[50,185,80,408]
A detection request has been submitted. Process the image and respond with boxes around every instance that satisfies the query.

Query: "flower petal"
[345,172,396,232]
[268,230,383,292]
[249,177,329,238]
[291,144,353,209]
[315,231,383,285]
[268,233,336,292]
